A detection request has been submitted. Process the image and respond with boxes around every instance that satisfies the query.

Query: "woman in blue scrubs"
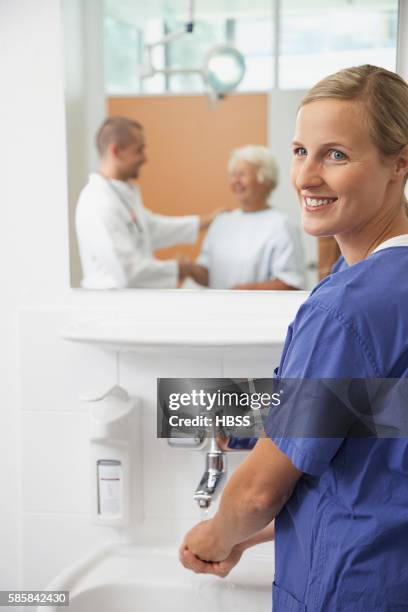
[179,64,408,611]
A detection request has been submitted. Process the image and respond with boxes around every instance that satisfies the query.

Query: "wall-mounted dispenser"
[81,385,141,527]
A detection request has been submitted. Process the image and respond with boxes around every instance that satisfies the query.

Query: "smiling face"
[291,99,397,243]
[115,127,147,180]
[228,160,270,211]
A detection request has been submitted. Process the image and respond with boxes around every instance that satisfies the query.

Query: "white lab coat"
[76,174,200,289]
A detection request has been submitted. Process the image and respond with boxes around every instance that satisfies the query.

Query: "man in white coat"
[76,116,216,289]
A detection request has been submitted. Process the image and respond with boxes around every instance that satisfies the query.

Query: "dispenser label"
[97,460,122,516]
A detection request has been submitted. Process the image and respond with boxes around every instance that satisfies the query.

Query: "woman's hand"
[181,519,232,562]
[179,520,276,578]
[179,542,244,578]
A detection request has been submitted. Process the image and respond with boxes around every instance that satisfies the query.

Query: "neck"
[99,161,129,183]
[337,205,408,265]
[241,197,269,212]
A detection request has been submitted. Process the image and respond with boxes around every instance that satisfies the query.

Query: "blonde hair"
[228,145,278,194]
[300,65,408,210]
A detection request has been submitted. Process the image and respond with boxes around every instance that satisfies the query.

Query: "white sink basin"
[42,543,273,612]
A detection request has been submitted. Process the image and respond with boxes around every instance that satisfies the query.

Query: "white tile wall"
[22,411,90,514]
[19,309,284,588]
[19,310,115,413]
[222,346,283,378]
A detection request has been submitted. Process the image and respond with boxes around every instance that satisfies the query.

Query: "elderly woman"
[180,65,408,611]
[186,145,305,290]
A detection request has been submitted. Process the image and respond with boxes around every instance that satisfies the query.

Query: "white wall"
[0,0,69,593]
[61,0,105,287]
[267,89,318,279]
[397,0,408,79]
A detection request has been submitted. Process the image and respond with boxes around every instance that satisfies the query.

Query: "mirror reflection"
[64,0,399,290]
[185,146,305,290]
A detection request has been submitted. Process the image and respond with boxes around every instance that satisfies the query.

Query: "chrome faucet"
[193,436,226,509]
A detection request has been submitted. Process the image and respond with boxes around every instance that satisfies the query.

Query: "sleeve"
[144,209,200,250]
[77,197,179,289]
[268,221,306,289]
[227,437,257,450]
[195,224,214,269]
[266,300,378,476]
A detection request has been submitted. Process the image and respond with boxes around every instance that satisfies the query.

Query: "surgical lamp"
[140,0,246,99]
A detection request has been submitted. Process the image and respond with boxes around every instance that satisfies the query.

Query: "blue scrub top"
[267,246,408,612]
[331,254,348,274]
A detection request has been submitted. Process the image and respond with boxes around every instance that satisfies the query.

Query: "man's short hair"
[95,116,143,157]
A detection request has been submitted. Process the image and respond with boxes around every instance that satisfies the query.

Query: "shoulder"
[311,249,408,315]
[219,209,241,222]
[76,174,116,217]
[263,208,300,234]
[206,209,241,233]
[280,291,380,378]
[258,210,303,255]
[77,174,109,201]
[293,249,408,376]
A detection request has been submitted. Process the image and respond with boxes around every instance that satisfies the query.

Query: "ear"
[393,144,408,179]
[109,142,121,160]
[256,169,265,184]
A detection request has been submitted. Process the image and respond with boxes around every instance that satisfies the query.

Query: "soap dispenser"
[82,385,141,527]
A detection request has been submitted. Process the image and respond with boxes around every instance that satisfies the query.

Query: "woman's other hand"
[179,542,244,578]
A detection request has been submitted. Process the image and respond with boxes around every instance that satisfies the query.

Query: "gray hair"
[228,145,278,193]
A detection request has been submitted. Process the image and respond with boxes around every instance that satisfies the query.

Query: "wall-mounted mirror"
[62,0,399,291]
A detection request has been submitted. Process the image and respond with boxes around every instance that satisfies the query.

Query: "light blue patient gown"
[267,246,408,611]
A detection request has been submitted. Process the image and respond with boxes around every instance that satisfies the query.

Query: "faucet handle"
[167,432,206,449]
